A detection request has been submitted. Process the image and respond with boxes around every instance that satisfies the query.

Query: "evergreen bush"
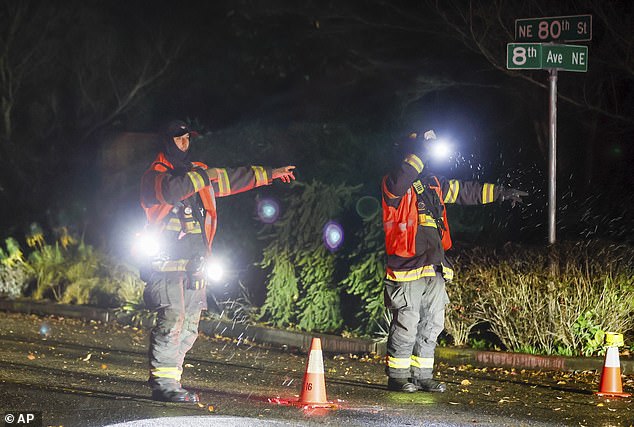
[258,180,359,333]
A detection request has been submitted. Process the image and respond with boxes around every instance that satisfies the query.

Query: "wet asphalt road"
[0,312,632,427]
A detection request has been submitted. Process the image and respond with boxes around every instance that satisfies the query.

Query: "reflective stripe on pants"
[384,273,449,380]
[143,271,206,391]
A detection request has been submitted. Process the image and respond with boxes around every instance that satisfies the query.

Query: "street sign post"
[506,43,588,72]
[515,14,592,42]
[509,15,591,245]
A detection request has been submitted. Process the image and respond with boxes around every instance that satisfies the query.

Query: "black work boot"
[387,377,418,393]
[414,378,446,393]
[151,388,200,403]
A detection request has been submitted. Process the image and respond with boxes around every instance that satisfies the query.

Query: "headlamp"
[429,139,452,160]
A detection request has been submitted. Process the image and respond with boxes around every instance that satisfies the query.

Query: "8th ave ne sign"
[507,43,588,72]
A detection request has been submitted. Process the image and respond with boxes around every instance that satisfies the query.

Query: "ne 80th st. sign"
[506,43,588,72]
[515,15,592,42]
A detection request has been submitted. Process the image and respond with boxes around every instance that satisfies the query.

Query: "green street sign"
[507,43,588,72]
[515,15,592,42]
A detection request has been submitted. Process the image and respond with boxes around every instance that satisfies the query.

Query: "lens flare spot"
[323,221,344,251]
[258,198,280,223]
[39,323,50,337]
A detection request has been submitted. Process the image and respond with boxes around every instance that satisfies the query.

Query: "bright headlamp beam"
[429,139,451,160]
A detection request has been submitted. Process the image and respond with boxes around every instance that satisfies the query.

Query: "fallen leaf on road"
[82,353,92,362]
[461,379,471,386]
[101,364,108,369]
[27,353,36,360]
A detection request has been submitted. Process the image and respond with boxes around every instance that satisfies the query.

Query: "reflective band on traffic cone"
[596,346,631,397]
[298,337,328,404]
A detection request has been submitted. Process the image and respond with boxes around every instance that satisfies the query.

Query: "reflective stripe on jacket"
[382,153,502,282]
[140,152,272,253]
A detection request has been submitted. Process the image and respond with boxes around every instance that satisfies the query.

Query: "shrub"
[341,210,386,335]
[444,251,484,346]
[449,242,634,356]
[29,242,67,300]
[0,238,33,298]
[23,224,145,307]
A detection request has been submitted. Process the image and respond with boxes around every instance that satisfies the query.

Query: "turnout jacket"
[382,153,505,282]
[140,152,272,264]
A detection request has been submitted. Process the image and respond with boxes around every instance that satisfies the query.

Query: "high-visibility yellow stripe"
[165,218,181,231]
[411,355,434,369]
[482,183,495,204]
[387,264,436,282]
[404,154,424,174]
[444,180,459,203]
[165,218,201,233]
[186,170,206,193]
[150,367,182,380]
[442,264,454,281]
[217,168,231,196]
[386,355,411,370]
[418,214,437,228]
[151,259,189,272]
[252,166,268,186]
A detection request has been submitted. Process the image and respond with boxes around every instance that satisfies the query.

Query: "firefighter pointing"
[381,130,526,393]
[139,120,295,403]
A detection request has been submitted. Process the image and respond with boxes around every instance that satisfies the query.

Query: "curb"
[1,299,632,375]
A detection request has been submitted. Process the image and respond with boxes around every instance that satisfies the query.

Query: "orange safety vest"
[382,176,452,257]
[142,153,218,252]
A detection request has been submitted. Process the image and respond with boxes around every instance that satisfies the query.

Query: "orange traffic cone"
[298,337,328,405]
[596,333,631,398]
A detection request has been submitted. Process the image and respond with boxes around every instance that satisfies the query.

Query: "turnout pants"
[143,271,207,391]
[384,273,449,380]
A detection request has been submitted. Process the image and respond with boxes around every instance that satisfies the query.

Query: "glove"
[499,187,528,207]
[402,131,434,163]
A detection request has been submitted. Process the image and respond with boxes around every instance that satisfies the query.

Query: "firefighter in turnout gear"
[140,120,295,403]
[381,130,527,393]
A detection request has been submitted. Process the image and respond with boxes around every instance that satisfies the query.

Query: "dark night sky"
[0,0,632,244]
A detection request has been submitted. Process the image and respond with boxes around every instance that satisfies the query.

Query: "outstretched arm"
[203,165,296,197]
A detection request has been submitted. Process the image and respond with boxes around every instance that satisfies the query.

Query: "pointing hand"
[500,188,528,207]
[272,166,296,183]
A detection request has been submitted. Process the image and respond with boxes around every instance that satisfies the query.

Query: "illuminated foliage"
[0,238,32,298]
[449,242,634,356]
[341,210,386,335]
[259,180,359,333]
